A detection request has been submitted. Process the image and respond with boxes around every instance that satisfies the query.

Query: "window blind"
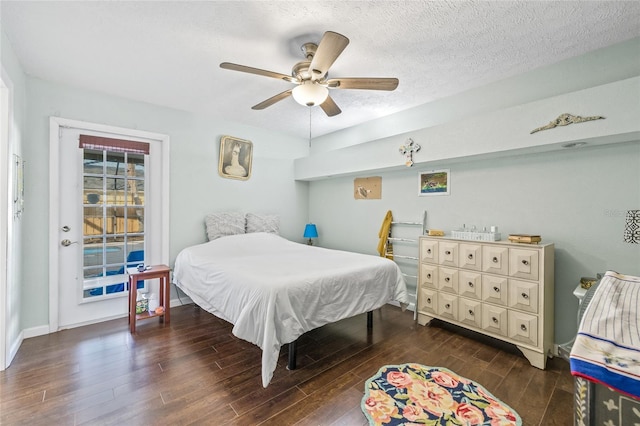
[79,135,149,155]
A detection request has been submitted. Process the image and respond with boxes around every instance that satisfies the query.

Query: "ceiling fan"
[220,31,399,117]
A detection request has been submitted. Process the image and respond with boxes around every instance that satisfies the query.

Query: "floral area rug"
[362,363,522,425]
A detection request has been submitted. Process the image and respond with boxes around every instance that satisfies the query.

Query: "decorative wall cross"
[399,138,421,167]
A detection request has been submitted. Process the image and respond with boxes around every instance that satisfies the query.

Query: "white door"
[51,119,169,330]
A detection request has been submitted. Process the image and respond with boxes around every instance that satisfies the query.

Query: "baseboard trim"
[3,330,25,370]
[22,325,49,339]
[20,297,193,338]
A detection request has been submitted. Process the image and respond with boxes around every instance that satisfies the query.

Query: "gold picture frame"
[218,135,252,181]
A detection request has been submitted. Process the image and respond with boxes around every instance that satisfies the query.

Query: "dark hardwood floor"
[0,304,574,425]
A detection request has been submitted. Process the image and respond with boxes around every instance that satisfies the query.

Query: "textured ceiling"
[2,1,639,139]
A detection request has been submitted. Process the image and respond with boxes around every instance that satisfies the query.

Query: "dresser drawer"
[459,271,482,299]
[481,274,508,306]
[420,264,438,289]
[420,239,439,263]
[482,304,508,337]
[438,241,458,267]
[437,267,458,294]
[459,243,482,271]
[509,248,539,280]
[458,298,482,328]
[437,293,457,321]
[482,245,509,275]
[418,288,437,315]
[508,279,539,314]
[508,310,538,347]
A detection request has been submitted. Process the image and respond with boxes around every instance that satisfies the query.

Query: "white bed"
[173,232,409,387]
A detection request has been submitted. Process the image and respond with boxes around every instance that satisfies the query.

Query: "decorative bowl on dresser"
[417,236,554,369]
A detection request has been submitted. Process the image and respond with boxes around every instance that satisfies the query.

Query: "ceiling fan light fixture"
[292,81,328,107]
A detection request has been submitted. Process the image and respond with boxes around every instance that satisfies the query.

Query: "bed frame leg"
[367,311,373,329]
[288,341,297,370]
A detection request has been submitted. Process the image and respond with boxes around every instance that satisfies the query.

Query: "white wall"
[308,142,640,344]
[22,77,310,331]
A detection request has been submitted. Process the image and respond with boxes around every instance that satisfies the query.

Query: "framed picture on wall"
[419,169,450,196]
[218,135,253,181]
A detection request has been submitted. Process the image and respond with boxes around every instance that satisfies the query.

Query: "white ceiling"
[2,1,639,140]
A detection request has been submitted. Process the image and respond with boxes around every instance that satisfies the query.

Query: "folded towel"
[570,270,640,400]
[377,210,393,259]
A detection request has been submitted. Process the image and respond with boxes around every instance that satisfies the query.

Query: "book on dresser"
[417,236,554,369]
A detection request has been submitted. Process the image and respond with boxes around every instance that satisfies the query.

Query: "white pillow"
[245,213,280,234]
[205,212,246,241]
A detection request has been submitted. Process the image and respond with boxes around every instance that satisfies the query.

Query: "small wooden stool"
[127,264,171,333]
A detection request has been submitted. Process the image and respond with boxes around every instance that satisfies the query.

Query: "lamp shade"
[292,81,328,107]
[303,223,318,239]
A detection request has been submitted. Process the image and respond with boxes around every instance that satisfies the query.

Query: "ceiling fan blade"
[326,77,399,91]
[320,95,341,117]
[309,31,349,80]
[220,62,297,83]
[251,89,293,110]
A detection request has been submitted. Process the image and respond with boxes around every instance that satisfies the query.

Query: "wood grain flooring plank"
[259,372,362,426]
[538,387,574,426]
[507,358,560,426]
[327,405,368,426]
[294,386,364,426]
[226,386,307,425]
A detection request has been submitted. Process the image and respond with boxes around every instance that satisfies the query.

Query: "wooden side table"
[127,264,171,333]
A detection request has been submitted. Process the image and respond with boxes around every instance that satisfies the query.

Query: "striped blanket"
[570,271,640,399]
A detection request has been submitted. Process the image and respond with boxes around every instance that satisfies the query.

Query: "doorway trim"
[49,117,170,332]
[0,71,11,370]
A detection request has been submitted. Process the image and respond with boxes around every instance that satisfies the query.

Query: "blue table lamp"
[303,223,318,245]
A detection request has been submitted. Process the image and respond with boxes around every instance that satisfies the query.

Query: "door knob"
[61,239,77,247]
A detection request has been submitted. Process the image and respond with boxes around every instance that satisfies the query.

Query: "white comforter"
[173,232,408,387]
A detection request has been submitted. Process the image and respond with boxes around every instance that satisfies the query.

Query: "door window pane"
[82,148,145,300]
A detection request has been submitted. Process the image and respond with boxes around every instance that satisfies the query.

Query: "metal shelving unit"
[382,211,427,316]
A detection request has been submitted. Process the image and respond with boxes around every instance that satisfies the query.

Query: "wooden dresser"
[417,236,554,369]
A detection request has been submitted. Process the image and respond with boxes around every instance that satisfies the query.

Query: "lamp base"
[307,239,313,245]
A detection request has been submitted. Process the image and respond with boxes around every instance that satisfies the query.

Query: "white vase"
[147,294,159,312]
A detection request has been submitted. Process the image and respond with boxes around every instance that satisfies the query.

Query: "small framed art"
[419,169,450,196]
[354,176,382,199]
[218,135,252,181]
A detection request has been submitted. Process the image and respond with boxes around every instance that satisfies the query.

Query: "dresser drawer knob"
[426,298,431,304]
[520,324,527,331]
[427,249,431,254]
[468,309,474,316]
[521,292,529,299]
[492,257,499,263]
[445,277,450,282]
[468,282,474,288]
[492,317,499,324]
[426,273,431,279]
[445,303,451,309]
[493,286,500,293]
[522,259,529,266]
[468,254,473,259]
[445,250,451,255]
